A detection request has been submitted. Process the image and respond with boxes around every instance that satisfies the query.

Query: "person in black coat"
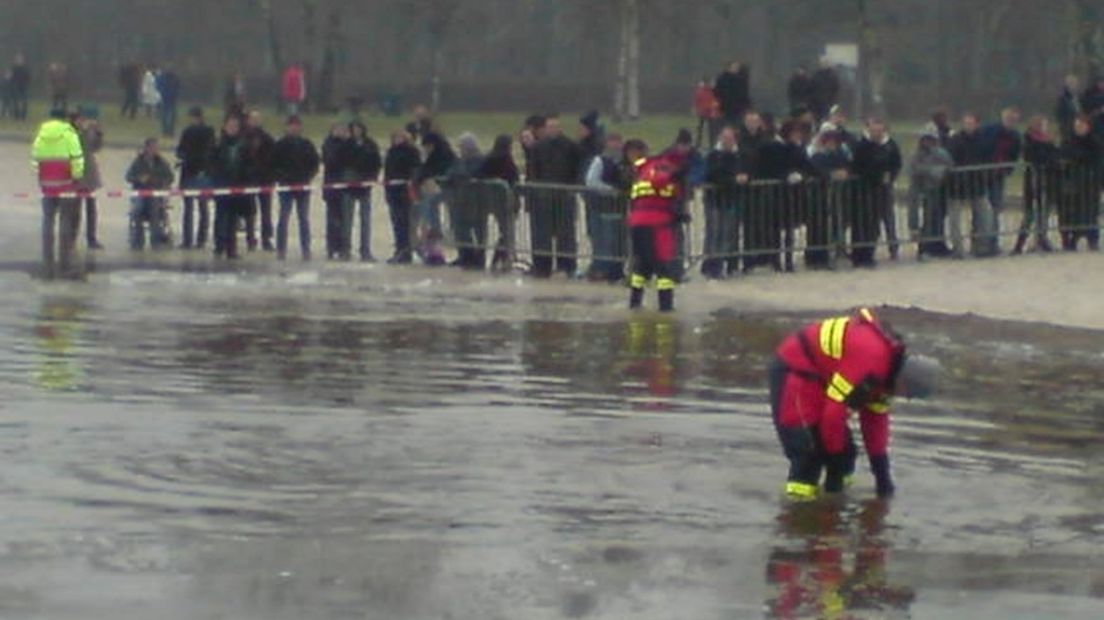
[808,131,852,269]
[478,134,521,271]
[810,60,840,122]
[850,119,902,266]
[1015,116,1059,255]
[322,123,354,259]
[210,114,251,259]
[787,67,815,117]
[714,61,751,126]
[701,126,753,279]
[413,132,458,265]
[946,113,998,258]
[1082,77,1104,141]
[270,115,320,260]
[1055,74,1083,143]
[528,115,582,277]
[750,121,814,273]
[176,106,217,249]
[1058,115,1102,251]
[9,53,30,121]
[383,130,422,264]
[242,110,276,251]
[347,120,383,261]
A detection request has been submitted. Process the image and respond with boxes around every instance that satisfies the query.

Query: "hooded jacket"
[32,119,85,190]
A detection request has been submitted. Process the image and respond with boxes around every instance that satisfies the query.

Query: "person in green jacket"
[31,107,85,278]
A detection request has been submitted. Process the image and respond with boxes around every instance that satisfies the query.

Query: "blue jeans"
[160,102,177,136]
[585,195,625,281]
[180,174,211,248]
[348,187,373,259]
[277,190,312,259]
[987,178,1007,246]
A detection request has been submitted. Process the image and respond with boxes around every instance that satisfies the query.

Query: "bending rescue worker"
[769,307,938,501]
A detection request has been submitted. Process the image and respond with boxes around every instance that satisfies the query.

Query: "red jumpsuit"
[628,153,685,311]
[770,308,906,499]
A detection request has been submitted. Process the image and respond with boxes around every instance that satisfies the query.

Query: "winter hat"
[580,110,600,131]
[77,104,100,120]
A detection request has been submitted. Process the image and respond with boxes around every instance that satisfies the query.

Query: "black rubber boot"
[629,287,645,310]
[658,289,674,313]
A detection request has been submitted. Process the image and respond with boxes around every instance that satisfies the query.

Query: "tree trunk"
[626,0,641,120]
[260,0,283,78]
[613,0,629,121]
[1070,0,1103,79]
[852,0,887,119]
[430,45,443,112]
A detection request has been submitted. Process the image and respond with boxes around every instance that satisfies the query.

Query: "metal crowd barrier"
[423,160,1101,276]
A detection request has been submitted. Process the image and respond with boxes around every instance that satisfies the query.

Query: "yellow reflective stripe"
[867,400,890,414]
[859,307,875,323]
[818,317,849,359]
[656,277,675,291]
[785,481,818,501]
[658,186,675,197]
[631,182,656,199]
[630,273,647,288]
[826,372,853,403]
[830,373,853,395]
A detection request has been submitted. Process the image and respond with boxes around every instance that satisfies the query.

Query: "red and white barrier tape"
[15,180,409,200]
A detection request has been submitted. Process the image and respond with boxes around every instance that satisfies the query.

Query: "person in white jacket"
[141,67,161,118]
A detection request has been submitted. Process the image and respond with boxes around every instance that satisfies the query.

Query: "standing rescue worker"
[768,308,936,501]
[627,141,687,312]
[32,108,85,278]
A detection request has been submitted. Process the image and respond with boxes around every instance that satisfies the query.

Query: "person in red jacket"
[769,307,937,500]
[693,77,720,148]
[628,142,688,312]
[281,63,307,115]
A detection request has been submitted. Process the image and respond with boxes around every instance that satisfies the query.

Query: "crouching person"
[769,307,939,501]
[125,138,175,250]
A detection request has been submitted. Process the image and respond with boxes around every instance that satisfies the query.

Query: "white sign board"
[824,43,859,68]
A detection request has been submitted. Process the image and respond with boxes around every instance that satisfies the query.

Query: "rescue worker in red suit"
[628,141,688,312]
[769,307,936,500]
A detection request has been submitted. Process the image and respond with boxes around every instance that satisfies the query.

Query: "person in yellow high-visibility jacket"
[31,107,85,278]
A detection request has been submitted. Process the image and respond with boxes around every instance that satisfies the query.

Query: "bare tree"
[613,0,641,121]
[1069,0,1103,79]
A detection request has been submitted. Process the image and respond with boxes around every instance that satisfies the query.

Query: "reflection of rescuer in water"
[627,140,689,312]
[623,317,677,406]
[34,298,85,391]
[769,307,939,501]
[767,500,916,619]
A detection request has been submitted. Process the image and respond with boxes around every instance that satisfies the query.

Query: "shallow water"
[0,264,1102,619]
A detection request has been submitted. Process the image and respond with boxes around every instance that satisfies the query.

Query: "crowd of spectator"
[24,51,1104,284]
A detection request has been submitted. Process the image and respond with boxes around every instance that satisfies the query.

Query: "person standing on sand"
[73,107,105,250]
[32,107,85,278]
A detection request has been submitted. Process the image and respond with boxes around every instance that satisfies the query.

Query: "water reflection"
[766,500,915,619]
[621,317,678,406]
[33,296,87,391]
